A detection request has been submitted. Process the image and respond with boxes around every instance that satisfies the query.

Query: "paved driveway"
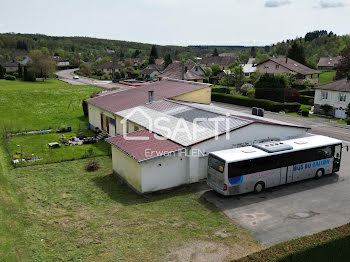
[203,142,350,246]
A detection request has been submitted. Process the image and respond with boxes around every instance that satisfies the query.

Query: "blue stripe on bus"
[228,176,243,185]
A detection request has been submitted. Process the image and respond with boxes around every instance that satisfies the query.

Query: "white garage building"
[106,99,309,193]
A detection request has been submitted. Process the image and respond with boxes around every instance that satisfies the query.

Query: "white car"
[73,75,79,79]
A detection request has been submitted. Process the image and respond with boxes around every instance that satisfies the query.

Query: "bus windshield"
[208,155,225,173]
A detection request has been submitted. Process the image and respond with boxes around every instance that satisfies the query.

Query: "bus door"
[280,166,293,185]
[333,144,342,172]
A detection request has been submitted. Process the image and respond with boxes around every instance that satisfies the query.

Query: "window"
[134,126,139,131]
[208,155,225,173]
[109,117,116,126]
[275,64,279,69]
[264,65,269,69]
[339,94,347,102]
[321,91,328,100]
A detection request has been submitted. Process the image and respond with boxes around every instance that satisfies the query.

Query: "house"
[242,64,256,78]
[199,54,240,69]
[157,61,206,82]
[155,58,165,71]
[313,77,350,119]
[95,61,124,74]
[85,79,309,193]
[247,58,256,65]
[105,99,308,193]
[53,56,70,68]
[140,64,161,80]
[317,56,342,70]
[256,57,320,84]
[1,60,18,72]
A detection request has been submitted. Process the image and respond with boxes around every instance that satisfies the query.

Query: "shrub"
[299,89,315,96]
[255,73,288,102]
[284,102,301,113]
[321,104,333,115]
[82,100,88,117]
[4,74,16,81]
[285,88,300,102]
[212,93,284,112]
[346,117,350,125]
[301,110,309,117]
[241,83,254,95]
[247,89,255,98]
[212,87,229,94]
[299,95,314,105]
[85,160,100,172]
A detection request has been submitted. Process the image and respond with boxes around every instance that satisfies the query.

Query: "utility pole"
[112,50,116,82]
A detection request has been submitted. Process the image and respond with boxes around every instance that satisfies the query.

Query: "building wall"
[141,152,187,193]
[314,89,349,116]
[88,103,116,136]
[256,60,291,74]
[189,123,307,180]
[5,66,17,72]
[172,86,211,104]
[112,147,142,192]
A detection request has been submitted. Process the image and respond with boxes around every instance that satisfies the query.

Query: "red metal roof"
[106,130,185,162]
[86,79,211,113]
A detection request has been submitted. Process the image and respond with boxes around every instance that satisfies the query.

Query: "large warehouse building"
[86,79,309,193]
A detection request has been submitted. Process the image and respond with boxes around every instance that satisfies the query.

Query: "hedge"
[284,102,301,113]
[212,87,229,94]
[299,95,314,105]
[299,89,315,96]
[234,223,350,262]
[212,93,284,112]
[4,74,16,81]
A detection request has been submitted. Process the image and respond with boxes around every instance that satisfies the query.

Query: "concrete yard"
[203,142,350,246]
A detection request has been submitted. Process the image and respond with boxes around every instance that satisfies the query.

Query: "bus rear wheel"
[254,182,265,193]
[315,168,324,179]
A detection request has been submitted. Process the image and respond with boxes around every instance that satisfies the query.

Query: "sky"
[0,0,349,46]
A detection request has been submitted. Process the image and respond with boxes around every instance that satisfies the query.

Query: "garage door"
[335,108,347,119]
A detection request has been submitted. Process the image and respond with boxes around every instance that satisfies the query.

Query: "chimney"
[148,91,154,104]
[285,57,288,63]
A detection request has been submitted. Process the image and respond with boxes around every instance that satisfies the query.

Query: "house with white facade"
[314,77,350,119]
[85,79,309,193]
[140,64,161,80]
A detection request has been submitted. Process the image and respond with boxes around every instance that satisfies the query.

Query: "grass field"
[318,71,336,86]
[0,80,262,261]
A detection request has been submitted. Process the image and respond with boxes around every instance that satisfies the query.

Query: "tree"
[287,41,306,65]
[0,64,5,79]
[255,73,288,102]
[212,48,219,56]
[164,54,172,68]
[210,64,222,76]
[29,50,56,80]
[132,49,140,58]
[335,45,350,80]
[250,46,257,57]
[23,66,36,82]
[18,63,23,78]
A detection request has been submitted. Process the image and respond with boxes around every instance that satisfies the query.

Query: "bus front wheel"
[254,182,265,193]
[315,168,324,179]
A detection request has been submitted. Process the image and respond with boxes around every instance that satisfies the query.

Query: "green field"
[318,71,336,86]
[0,80,262,261]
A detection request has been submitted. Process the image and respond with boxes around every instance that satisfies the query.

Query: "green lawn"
[318,71,336,86]
[8,131,110,166]
[0,79,101,133]
[0,80,262,261]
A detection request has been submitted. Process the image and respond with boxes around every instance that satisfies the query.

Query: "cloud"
[319,0,345,8]
[264,0,292,8]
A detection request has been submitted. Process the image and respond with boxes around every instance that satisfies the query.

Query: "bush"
[82,100,88,117]
[291,81,315,90]
[321,104,333,115]
[85,160,100,172]
[284,102,301,113]
[346,117,350,125]
[247,89,255,98]
[299,89,315,96]
[301,110,309,117]
[212,93,284,112]
[299,95,314,105]
[212,87,229,94]
[255,73,288,102]
[285,88,300,102]
[4,74,16,81]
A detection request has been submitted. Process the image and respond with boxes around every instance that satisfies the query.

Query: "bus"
[207,135,348,196]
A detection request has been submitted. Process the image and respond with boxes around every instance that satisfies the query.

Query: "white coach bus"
[207,135,348,196]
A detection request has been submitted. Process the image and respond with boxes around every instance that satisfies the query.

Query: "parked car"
[73,75,79,79]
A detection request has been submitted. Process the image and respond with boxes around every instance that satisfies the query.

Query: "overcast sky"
[0,0,349,46]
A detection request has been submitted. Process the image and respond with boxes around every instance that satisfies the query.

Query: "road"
[55,69,127,89]
[203,141,350,246]
[212,102,350,142]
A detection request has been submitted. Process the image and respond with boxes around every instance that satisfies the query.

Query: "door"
[335,108,346,119]
[105,116,110,133]
[280,166,293,184]
[333,144,342,172]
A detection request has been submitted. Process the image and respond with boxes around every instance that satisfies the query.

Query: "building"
[140,64,161,80]
[155,58,165,71]
[157,61,206,82]
[199,54,240,69]
[53,56,70,68]
[1,60,18,72]
[314,77,350,119]
[95,61,124,74]
[317,56,342,70]
[85,79,212,136]
[242,64,256,78]
[105,99,309,193]
[256,57,320,84]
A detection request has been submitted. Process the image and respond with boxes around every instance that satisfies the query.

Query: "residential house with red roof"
[256,57,321,84]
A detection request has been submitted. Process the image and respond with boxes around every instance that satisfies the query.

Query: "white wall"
[314,89,349,109]
[141,152,187,193]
